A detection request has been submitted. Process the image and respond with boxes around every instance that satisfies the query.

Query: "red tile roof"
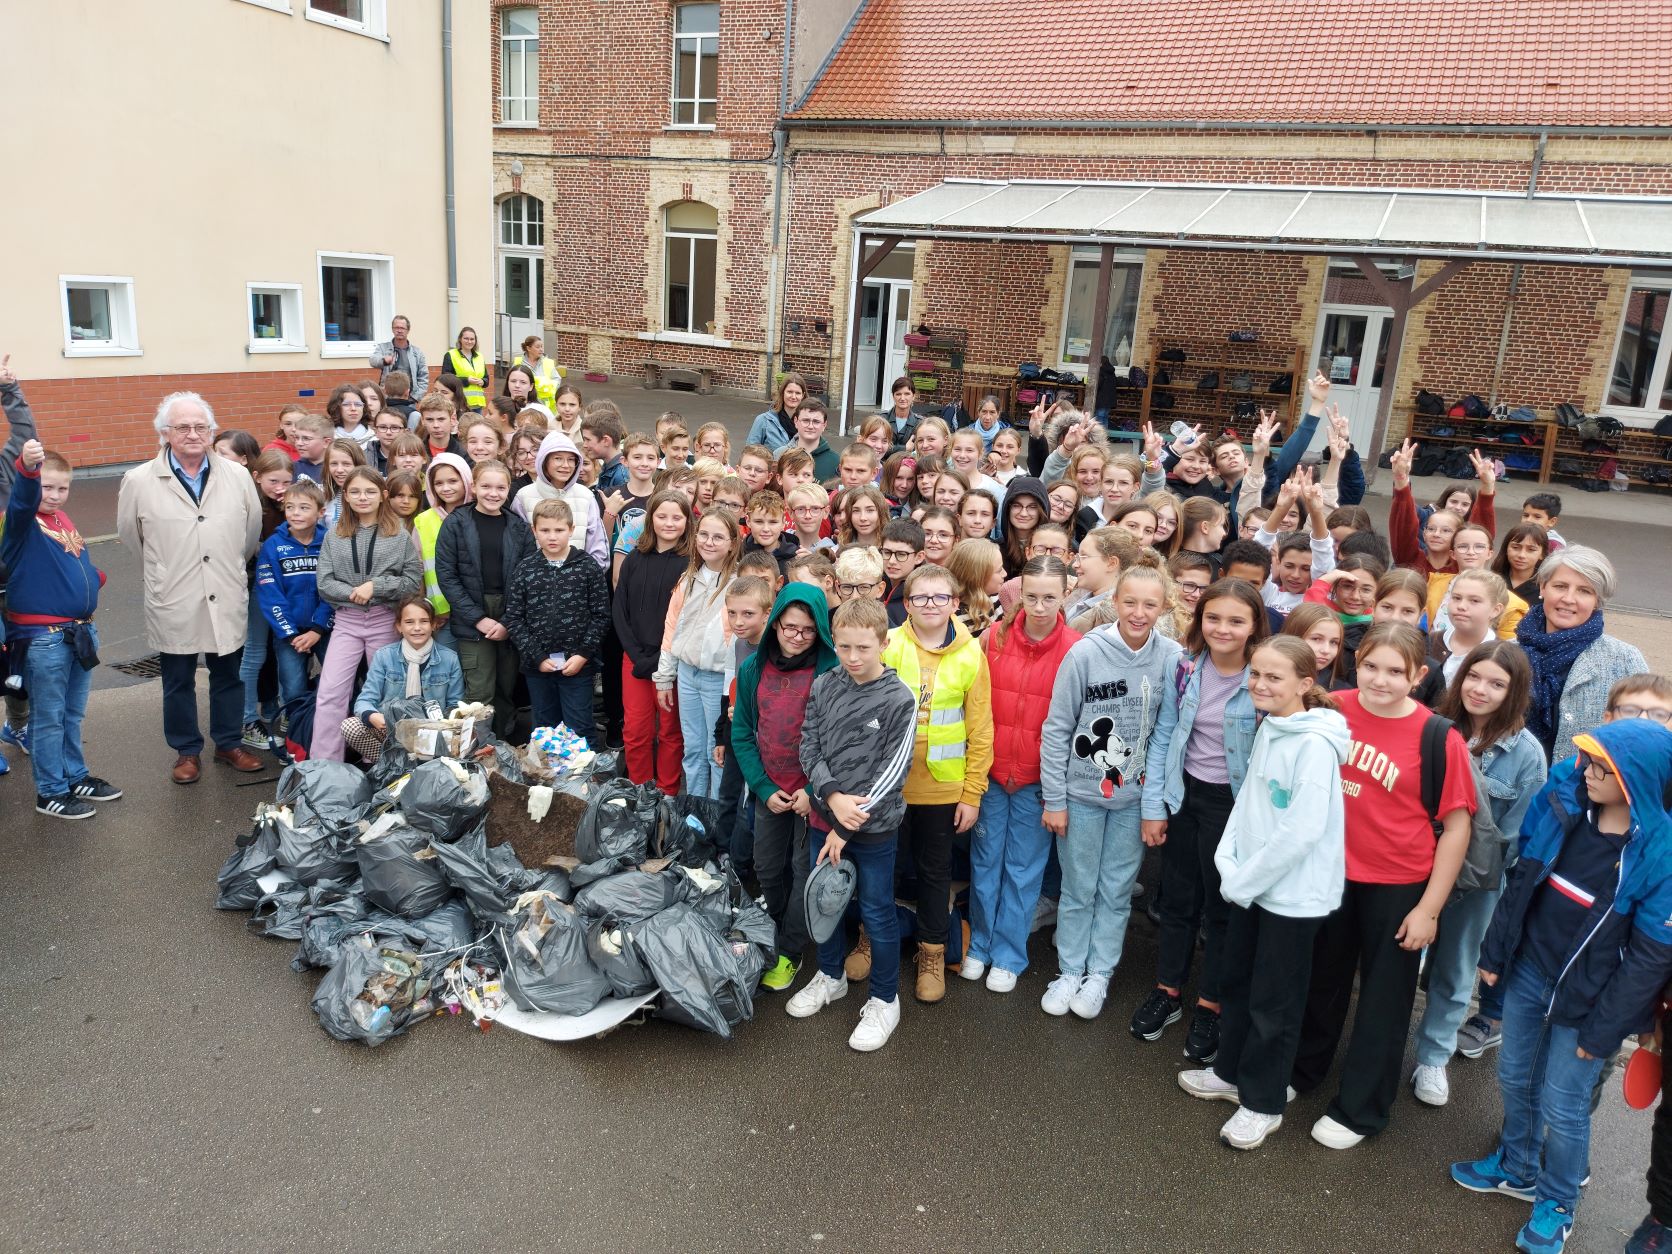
[791,0,1672,128]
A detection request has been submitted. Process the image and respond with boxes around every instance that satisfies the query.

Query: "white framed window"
[305,0,387,40]
[1057,248,1144,371]
[235,0,293,13]
[664,202,718,336]
[671,2,719,128]
[316,251,394,357]
[500,194,544,248]
[1604,276,1672,420]
[499,6,539,125]
[59,276,141,357]
[247,282,307,354]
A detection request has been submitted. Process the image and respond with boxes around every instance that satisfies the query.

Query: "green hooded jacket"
[730,583,838,803]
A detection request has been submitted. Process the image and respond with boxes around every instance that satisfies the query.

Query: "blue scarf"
[1515,602,1604,755]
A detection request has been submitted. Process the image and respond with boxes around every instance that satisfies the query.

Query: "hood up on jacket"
[1572,718,1672,912]
[536,431,583,493]
[424,451,475,512]
[760,581,837,671]
[1002,476,1050,528]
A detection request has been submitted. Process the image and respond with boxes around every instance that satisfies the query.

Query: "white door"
[498,250,544,355]
[881,281,912,397]
[1312,305,1392,451]
[854,279,913,409]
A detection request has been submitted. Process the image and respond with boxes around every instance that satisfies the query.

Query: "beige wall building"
[0,0,494,467]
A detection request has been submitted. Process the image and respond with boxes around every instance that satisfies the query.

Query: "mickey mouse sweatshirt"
[1040,623,1181,812]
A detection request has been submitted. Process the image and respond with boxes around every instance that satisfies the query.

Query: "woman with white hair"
[1514,545,1647,761]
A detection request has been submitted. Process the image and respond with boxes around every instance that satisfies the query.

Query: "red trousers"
[620,660,683,795]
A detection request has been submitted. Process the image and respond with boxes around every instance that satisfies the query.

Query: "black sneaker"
[1130,988,1183,1041]
[70,775,123,802]
[36,793,96,820]
[1184,1006,1221,1064]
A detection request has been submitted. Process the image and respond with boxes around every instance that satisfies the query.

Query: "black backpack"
[1419,713,1452,837]
[1461,394,1490,418]
[1416,389,1447,416]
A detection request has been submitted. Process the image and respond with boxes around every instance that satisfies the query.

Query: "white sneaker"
[1069,972,1110,1020]
[848,996,900,1052]
[1041,973,1080,1016]
[985,967,1018,993]
[1412,1063,1450,1107]
[786,971,847,1019]
[1178,1068,1240,1102]
[1220,1106,1282,1151]
[1031,896,1058,933]
[1310,1114,1365,1150]
[960,956,987,982]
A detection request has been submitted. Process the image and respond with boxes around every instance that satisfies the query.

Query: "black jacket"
[742,532,798,575]
[613,547,688,679]
[434,507,535,641]
[503,547,611,670]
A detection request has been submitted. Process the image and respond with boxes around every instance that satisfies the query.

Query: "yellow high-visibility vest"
[446,349,488,409]
[513,354,562,408]
[882,628,982,783]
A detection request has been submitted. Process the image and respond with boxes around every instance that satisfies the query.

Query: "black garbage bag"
[727,898,777,994]
[572,868,689,922]
[682,860,747,933]
[573,779,660,865]
[215,808,285,910]
[568,854,638,889]
[499,892,611,1016]
[355,816,453,919]
[585,913,658,997]
[292,883,380,971]
[273,811,359,886]
[432,827,567,923]
[311,935,433,1047]
[368,702,423,787]
[635,902,756,1039]
[395,898,479,955]
[248,881,311,940]
[383,758,490,843]
[660,794,722,865]
[275,758,374,827]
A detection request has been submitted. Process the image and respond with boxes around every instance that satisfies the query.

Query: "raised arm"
[1386,439,1424,566]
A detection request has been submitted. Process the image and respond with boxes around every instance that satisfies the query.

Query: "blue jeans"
[1055,800,1144,978]
[23,628,93,797]
[527,664,596,741]
[238,595,275,725]
[1496,958,1609,1209]
[813,834,901,1003]
[270,632,323,710]
[675,661,725,799]
[1415,884,1503,1066]
[970,782,1050,975]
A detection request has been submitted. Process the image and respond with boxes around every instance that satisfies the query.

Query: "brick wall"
[22,368,370,468]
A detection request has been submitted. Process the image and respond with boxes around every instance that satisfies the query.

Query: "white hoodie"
[1214,706,1351,918]
[512,430,607,567]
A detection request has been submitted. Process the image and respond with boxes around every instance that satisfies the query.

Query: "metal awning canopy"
[853,179,1672,267]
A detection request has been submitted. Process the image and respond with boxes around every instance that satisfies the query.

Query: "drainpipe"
[763,0,796,394]
[442,0,460,344]
[1489,132,1545,403]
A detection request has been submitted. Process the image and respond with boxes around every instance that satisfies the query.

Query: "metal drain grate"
[110,653,163,678]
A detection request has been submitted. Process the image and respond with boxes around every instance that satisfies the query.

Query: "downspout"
[1489,131,1545,403]
[763,0,796,395]
[442,0,460,344]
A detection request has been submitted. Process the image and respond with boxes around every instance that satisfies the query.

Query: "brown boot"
[915,942,946,1004]
[844,926,872,981]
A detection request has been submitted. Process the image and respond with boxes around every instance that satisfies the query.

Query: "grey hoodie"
[511,430,607,566]
[1040,624,1182,811]
[317,523,424,609]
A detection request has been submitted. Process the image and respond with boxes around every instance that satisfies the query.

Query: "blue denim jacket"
[1477,726,1548,860]
[1142,652,1257,819]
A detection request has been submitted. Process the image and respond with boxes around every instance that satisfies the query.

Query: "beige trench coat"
[116,450,262,656]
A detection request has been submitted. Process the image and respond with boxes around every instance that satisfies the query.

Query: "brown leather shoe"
[213,746,265,773]
[844,925,873,981]
[915,941,946,1004]
[171,754,201,785]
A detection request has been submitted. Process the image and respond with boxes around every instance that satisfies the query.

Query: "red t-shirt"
[1336,691,1477,885]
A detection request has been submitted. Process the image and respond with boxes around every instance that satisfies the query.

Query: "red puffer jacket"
[983,613,1082,790]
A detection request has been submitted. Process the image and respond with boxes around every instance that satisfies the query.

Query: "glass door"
[499,251,544,356]
[1313,306,1392,452]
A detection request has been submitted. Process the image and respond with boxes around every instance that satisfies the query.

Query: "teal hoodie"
[730,584,838,803]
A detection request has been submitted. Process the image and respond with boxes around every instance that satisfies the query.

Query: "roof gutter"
[784,116,1672,138]
[763,0,797,390]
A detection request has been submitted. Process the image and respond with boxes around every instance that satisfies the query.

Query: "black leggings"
[1153,773,1236,1003]
[900,802,958,947]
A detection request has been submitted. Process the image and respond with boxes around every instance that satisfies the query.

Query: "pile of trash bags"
[215,727,774,1048]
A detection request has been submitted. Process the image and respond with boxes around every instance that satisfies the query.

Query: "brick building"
[493,0,1672,483]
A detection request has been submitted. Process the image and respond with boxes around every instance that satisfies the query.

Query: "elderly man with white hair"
[117,392,264,783]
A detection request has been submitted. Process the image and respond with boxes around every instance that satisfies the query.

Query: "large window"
[1607,278,1672,418]
[664,201,717,336]
[671,3,719,127]
[499,7,538,124]
[500,195,544,249]
[1058,249,1143,371]
[59,276,141,357]
[317,251,393,356]
[306,0,387,39]
[499,196,546,327]
[247,282,307,354]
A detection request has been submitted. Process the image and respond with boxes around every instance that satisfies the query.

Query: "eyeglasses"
[1178,582,1209,597]
[1611,705,1672,724]
[906,592,954,608]
[1021,594,1062,609]
[1031,546,1070,558]
[837,582,879,597]
[171,424,210,435]
[1579,753,1616,779]
[881,547,918,562]
[778,622,817,639]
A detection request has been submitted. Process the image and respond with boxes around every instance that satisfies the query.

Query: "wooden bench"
[641,360,715,394]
